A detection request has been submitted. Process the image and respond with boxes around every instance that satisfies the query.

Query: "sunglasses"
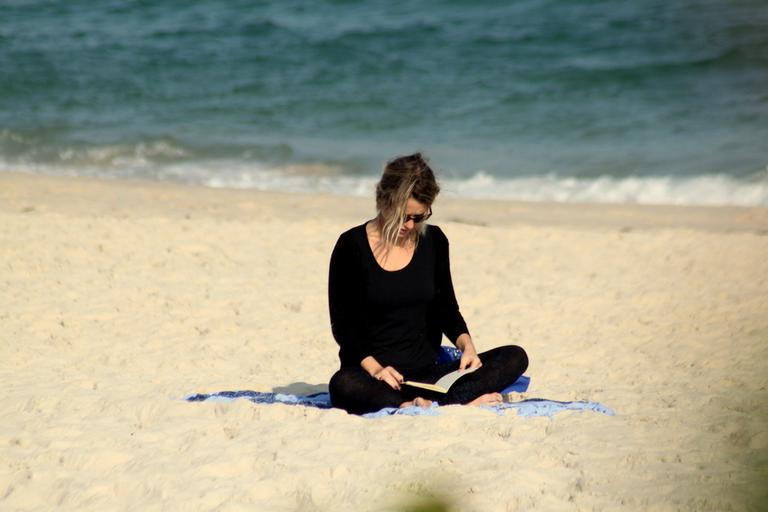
[403,207,432,224]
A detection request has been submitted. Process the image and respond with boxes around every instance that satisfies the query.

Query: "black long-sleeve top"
[328,222,469,371]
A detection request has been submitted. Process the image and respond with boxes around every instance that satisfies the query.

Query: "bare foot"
[466,392,503,407]
[413,397,432,408]
[399,397,433,409]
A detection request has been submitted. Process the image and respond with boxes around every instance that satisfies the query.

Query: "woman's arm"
[329,231,405,389]
[328,232,371,366]
[432,227,482,370]
[432,226,470,343]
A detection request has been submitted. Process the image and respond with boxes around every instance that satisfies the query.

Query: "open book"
[402,367,478,394]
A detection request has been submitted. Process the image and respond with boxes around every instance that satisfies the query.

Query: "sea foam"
[202,164,768,207]
[439,171,768,207]
[5,158,765,208]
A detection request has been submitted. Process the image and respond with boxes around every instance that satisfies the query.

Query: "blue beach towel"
[186,347,615,418]
[184,376,528,409]
[185,388,613,418]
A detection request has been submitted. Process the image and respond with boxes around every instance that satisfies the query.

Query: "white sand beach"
[1,171,766,511]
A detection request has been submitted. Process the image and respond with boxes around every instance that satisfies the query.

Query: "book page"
[403,367,478,394]
[433,367,478,391]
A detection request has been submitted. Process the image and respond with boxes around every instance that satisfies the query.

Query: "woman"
[328,153,528,415]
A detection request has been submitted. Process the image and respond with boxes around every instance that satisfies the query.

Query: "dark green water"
[1,0,766,204]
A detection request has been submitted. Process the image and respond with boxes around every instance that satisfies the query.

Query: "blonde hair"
[374,153,440,250]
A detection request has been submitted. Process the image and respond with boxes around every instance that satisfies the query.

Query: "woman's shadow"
[272,382,328,395]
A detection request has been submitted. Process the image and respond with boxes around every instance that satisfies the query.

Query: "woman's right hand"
[372,366,404,390]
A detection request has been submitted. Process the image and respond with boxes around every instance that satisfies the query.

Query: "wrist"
[360,356,383,377]
[456,333,473,352]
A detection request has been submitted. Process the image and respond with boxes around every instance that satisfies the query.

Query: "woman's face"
[398,198,430,239]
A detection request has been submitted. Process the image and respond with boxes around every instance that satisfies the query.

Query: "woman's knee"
[329,367,370,407]
[486,344,528,372]
[502,344,528,371]
[329,368,356,396]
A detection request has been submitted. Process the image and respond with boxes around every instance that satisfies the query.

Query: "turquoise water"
[1,0,767,204]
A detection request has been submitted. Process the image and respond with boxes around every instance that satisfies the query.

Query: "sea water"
[1,0,767,205]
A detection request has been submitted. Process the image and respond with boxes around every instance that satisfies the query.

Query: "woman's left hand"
[456,334,482,370]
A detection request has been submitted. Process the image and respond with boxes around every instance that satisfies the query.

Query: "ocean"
[2,0,767,205]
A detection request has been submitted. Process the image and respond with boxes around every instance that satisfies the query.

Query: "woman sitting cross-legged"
[327,153,528,415]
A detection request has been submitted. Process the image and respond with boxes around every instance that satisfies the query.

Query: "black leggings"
[328,345,528,415]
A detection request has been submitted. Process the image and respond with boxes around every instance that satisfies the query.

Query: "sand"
[1,171,767,511]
